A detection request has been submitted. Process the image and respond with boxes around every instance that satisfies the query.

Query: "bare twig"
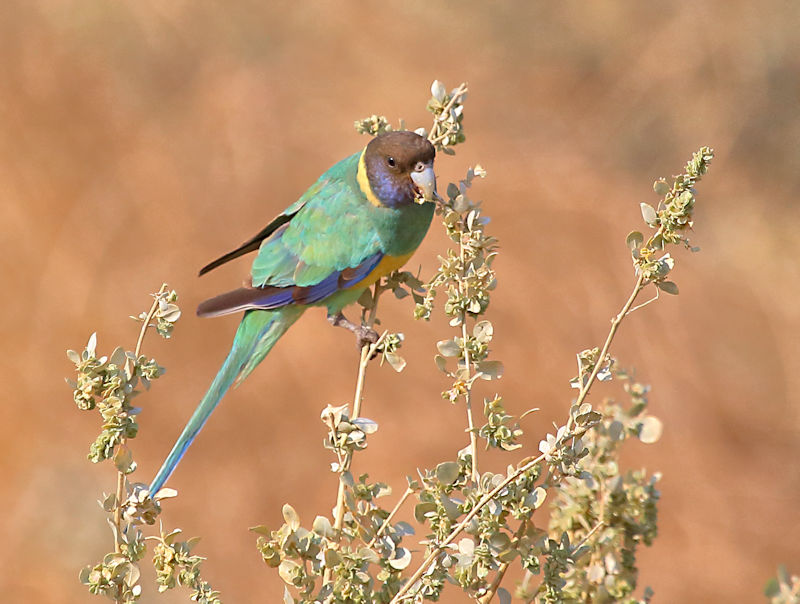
[367,487,414,549]
[393,273,648,603]
[366,281,385,328]
[428,83,468,147]
[460,244,479,483]
[390,421,593,603]
[566,274,647,434]
[477,519,529,604]
[113,284,167,554]
[330,337,385,521]
[625,287,659,315]
[573,520,606,551]
[517,521,606,602]
[324,282,388,585]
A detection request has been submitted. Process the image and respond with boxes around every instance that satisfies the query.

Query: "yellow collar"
[356,149,384,208]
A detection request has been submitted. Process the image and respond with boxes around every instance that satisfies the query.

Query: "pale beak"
[410,165,437,202]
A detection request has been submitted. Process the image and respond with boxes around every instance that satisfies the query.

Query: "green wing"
[196,152,388,318]
[198,175,329,277]
[250,152,382,288]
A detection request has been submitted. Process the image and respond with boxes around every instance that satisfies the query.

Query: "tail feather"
[149,307,304,494]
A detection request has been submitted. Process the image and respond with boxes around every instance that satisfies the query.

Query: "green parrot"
[149,131,437,494]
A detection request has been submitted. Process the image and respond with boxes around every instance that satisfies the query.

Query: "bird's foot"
[354,324,380,351]
[328,312,379,351]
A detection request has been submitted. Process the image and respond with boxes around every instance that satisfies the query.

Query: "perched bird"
[149,131,437,494]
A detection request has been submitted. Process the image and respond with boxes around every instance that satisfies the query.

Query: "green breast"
[366,199,435,256]
[339,154,435,256]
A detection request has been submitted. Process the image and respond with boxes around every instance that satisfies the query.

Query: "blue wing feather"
[196,252,383,317]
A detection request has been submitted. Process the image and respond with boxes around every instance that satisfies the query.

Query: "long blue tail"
[149,307,304,494]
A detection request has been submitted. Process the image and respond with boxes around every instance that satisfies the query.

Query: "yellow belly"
[348,252,415,290]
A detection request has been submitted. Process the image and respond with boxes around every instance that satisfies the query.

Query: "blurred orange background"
[3,2,799,602]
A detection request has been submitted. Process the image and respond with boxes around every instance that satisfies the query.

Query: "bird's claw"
[328,312,380,354]
[354,325,380,351]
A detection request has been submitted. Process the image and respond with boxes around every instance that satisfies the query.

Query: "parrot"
[149,130,437,494]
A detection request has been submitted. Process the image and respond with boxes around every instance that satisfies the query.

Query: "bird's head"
[360,131,436,208]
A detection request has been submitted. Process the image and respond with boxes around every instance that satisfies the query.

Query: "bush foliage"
[67,81,759,603]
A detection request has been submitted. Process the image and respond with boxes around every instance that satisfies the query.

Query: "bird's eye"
[386,156,396,167]
[414,161,426,172]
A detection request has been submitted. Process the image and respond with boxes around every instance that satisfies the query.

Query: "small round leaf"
[638,416,663,444]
